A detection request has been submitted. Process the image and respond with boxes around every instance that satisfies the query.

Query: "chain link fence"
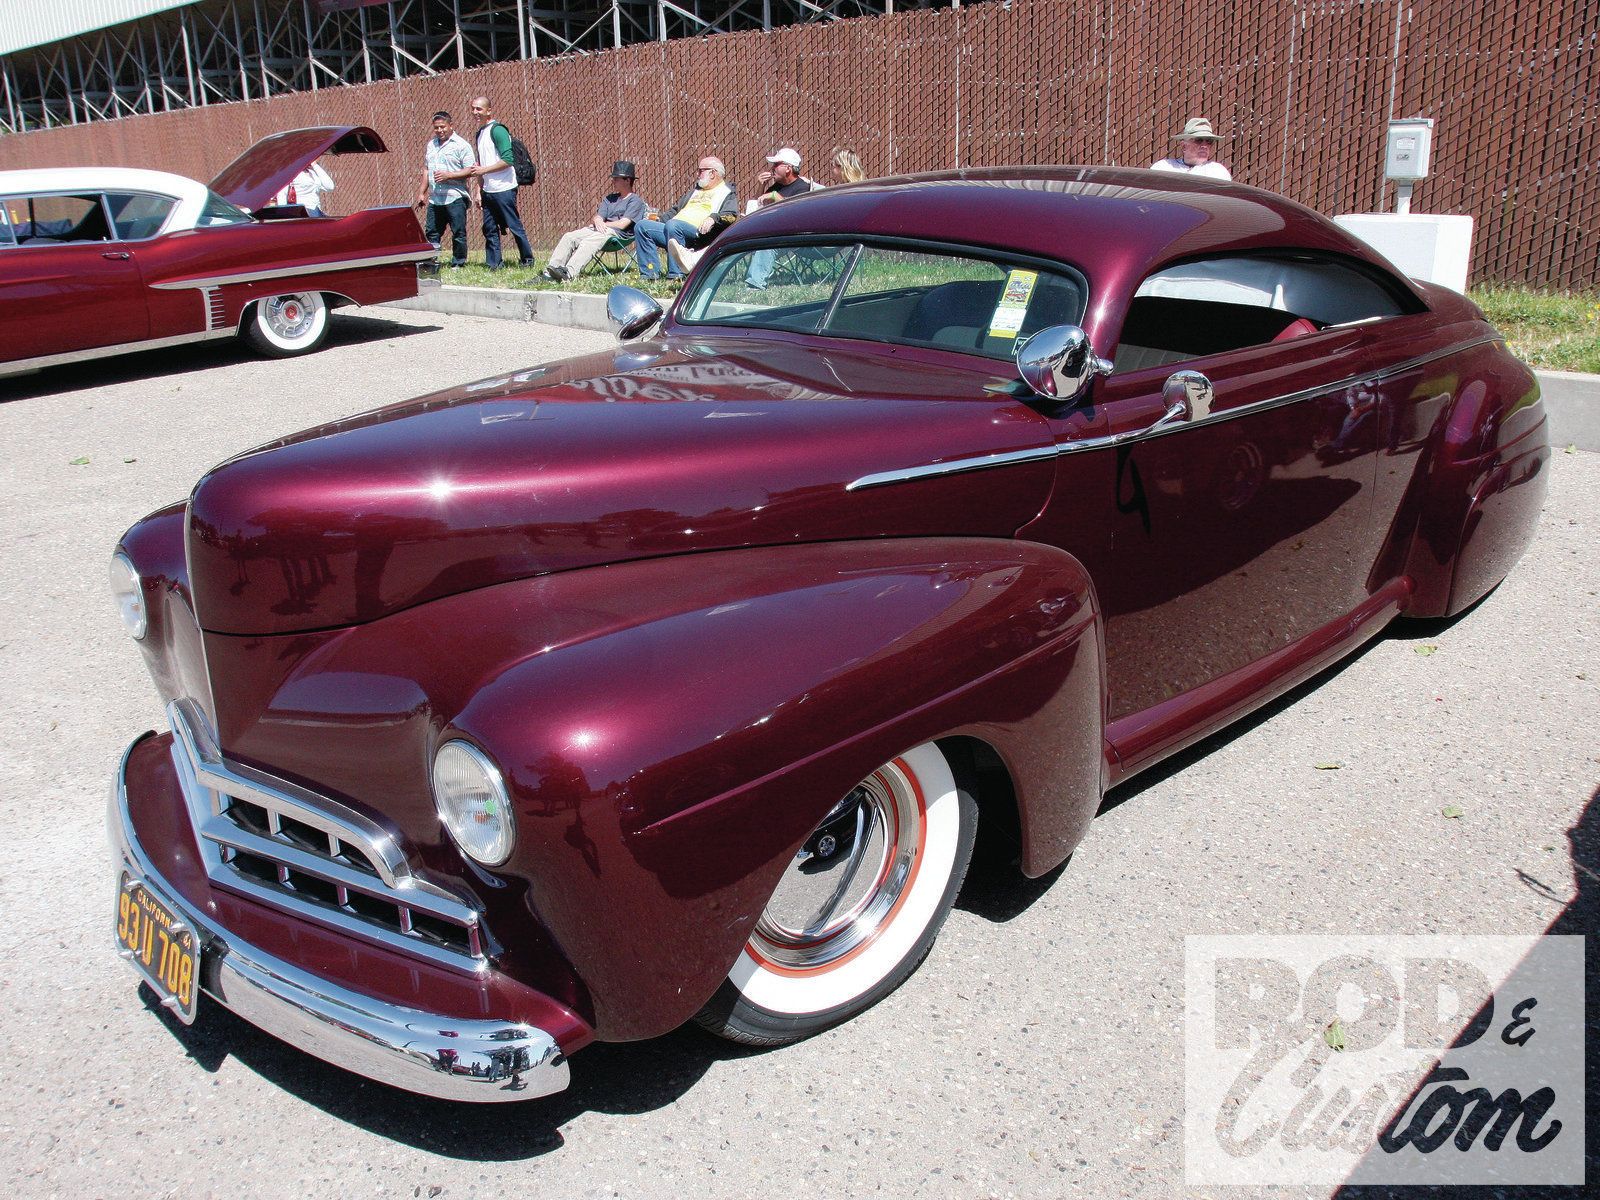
[1,0,1595,288]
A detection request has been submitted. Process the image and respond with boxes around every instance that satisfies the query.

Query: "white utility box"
[1333,213,1475,294]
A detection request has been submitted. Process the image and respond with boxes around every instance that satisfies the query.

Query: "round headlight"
[109,552,147,640]
[431,740,514,866]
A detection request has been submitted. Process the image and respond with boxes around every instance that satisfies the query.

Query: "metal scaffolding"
[0,0,960,133]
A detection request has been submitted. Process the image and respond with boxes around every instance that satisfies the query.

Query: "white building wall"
[0,0,199,57]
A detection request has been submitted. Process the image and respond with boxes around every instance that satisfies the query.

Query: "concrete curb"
[1536,370,1600,452]
[386,283,612,332]
[385,285,1600,451]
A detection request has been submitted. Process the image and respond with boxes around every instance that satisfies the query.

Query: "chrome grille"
[167,700,485,972]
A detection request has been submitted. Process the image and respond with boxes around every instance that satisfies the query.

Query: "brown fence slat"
[0,0,1594,288]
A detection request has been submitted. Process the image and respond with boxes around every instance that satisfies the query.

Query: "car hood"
[209,125,387,212]
[186,336,1057,636]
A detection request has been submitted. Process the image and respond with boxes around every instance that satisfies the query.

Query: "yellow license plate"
[116,871,199,1024]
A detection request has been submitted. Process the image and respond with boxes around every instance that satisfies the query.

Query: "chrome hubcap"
[265,294,316,339]
[752,761,923,971]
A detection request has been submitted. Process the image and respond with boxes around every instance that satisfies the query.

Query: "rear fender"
[1402,350,1548,617]
[446,538,1103,1038]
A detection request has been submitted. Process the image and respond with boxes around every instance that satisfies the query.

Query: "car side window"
[6,193,114,245]
[0,203,14,248]
[197,191,254,228]
[104,192,178,241]
[1113,253,1410,374]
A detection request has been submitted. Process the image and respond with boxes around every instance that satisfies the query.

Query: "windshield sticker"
[988,270,1038,340]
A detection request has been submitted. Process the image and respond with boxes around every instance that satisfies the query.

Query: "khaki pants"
[549,226,615,275]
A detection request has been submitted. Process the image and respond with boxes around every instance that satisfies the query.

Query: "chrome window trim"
[101,188,183,241]
[0,187,182,246]
[846,335,1501,492]
[150,248,437,290]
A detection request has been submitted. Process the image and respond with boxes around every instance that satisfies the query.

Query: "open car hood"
[208,125,387,212]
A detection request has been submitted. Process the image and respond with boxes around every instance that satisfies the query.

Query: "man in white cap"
[740,147,819,289]
[1150,117,1232,180]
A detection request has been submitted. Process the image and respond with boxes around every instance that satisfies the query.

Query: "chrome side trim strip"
[150,249,436,290]
[0,327,236,379]
[110,748,570,1102]
[845,335,1501,491]
[846,444,1059,491]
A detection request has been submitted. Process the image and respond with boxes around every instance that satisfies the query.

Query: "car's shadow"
[956,597,1490,922]
[0,312,440,402]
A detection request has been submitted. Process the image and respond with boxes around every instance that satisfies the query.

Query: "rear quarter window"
[1114,253,1414,373]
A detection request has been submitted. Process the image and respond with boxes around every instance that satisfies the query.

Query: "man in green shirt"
[469,96,534,269]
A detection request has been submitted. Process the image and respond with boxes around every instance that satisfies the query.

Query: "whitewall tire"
[244,292,329,357]
[697,741,977,1045]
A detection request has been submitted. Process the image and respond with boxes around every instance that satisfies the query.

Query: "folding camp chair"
[589,232,634,277]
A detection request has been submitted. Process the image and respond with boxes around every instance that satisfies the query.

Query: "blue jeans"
[425,198,469,265]
[745,248,775,288]
[634,217,701,279]
[481,189,533,268]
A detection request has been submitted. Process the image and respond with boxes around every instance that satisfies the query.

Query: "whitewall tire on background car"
[245,291,329,357]
[697,741,978,1045]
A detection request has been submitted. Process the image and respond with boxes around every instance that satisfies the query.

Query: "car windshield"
[197,190,253,227]
[678,242,1086,361]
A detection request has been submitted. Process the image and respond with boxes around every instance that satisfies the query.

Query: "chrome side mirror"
[1161,369,1214,423]
[607,286,663,341]
[1015,325,1113,403]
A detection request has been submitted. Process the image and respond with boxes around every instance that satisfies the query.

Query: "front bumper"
[110,732,573,1103]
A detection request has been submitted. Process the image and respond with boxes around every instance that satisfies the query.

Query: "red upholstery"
[1272,317,1320,342]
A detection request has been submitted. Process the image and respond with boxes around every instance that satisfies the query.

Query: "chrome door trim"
[149,248,436,290]
[844,336,1499,492]
[846,444,1059,491]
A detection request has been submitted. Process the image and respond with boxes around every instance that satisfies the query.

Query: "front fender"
[447,537,1100,1039]
[199,537,1101,1041]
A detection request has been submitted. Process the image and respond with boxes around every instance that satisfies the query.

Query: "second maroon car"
[1,126,432,379]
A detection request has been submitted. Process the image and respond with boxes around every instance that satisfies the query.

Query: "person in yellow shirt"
[633,156,738,280]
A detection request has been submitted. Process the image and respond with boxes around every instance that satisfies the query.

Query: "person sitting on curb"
[543,161,646,282]
[1149,117,1232,180]
[633,156,737,281]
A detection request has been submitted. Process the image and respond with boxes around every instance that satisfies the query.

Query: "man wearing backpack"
[469,96,535,270]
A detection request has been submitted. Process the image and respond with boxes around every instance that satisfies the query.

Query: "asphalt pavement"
[1,306,1595,1198]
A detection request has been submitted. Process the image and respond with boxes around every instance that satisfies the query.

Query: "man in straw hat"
[1150,117,1232,180]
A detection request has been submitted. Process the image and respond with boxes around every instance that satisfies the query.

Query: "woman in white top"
[1149,117,1232,181]
[273,160,336,216]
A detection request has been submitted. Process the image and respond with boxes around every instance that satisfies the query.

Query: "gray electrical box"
[1385,118,1434,182]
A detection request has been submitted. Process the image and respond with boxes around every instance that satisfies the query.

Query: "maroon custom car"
[107,167,1547,1101]
[1,126,432,379]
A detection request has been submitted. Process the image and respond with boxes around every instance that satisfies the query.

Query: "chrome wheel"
[263,293,317,340]
[697,742,977,1045]
[750,765,923,972]
[245,291,329,357]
